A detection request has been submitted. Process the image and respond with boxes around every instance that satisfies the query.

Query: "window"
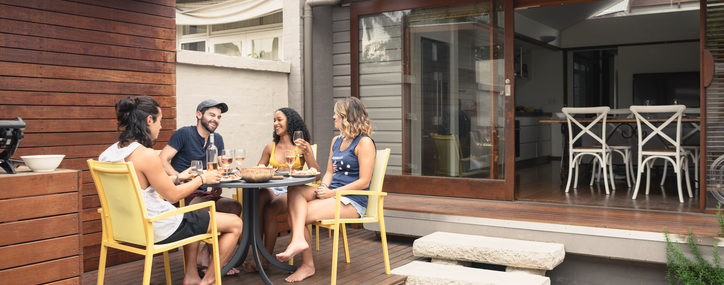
[181,41,206,52]
[177,12,283,60]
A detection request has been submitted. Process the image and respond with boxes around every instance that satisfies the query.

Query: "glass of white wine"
[285,149,296,174]
[190,160,203,177]
[220,149,234,174]
[293,131,305,157]
[234,148,246,168]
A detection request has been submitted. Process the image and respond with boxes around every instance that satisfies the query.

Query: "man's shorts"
[156,210,210,244]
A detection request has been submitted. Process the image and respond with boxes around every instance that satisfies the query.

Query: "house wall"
[617,42,699,107]
[176,51,290,167]
[310,5,335,168]
[515,49,564,113]
[284,0,305,113]
[0,0,177,272]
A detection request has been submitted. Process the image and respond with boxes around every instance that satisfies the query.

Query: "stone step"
[413,232,565,270]
[391,261,550,285]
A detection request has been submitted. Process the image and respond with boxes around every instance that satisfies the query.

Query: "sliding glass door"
[352,0,514,200]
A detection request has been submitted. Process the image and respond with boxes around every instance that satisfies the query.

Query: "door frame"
[350,0,515,200]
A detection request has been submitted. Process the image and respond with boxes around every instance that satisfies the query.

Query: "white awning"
[176,0,282,26]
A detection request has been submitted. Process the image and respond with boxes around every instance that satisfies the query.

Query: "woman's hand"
[315,184,335,199]
[177,167,194,181]
[294,138,313,157]
[201,170,222,185]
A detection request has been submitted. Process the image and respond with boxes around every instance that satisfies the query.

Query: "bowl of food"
[20,155,65,172]
[239,167,275,183]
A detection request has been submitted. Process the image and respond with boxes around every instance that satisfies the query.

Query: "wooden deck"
[83,227,413,285]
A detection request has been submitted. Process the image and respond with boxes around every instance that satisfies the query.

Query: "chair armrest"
[149,201,215,222]
[335,190,387,197]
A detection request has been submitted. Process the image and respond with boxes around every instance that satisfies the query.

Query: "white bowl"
[21,155,65,172]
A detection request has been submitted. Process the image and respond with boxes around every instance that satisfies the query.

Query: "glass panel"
[251,37,279,60]
[359,1,505,179]
[181,41,206,52]
[214,42,242,56]
[181,25,207,35]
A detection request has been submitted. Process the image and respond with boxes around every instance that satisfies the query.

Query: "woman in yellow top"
[250,107,320,270]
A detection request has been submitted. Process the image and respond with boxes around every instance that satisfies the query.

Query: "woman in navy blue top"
[276,97,376,282]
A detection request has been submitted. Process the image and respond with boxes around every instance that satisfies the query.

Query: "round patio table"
[209,176,315,285]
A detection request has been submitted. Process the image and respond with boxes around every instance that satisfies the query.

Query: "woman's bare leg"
[276,185,316,262]
[284,225,314,282]
[199,212,243,285]
[284,198,359,283]
[263,193,288,254]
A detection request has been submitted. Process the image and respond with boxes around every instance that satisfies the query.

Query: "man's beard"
[201,117,217,133]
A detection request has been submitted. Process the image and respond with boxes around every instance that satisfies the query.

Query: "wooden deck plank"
[82,227,412,285]
[385,193,720,237]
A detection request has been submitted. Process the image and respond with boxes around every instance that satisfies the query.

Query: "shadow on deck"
[83,227,415,284]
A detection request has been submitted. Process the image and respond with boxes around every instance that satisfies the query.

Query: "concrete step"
[391,261,550,285]
[413,232,565,270]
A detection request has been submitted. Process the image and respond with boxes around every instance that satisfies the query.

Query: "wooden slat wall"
[706,1,724,197]
[0,0,176,272]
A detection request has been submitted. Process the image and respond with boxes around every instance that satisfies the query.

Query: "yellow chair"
[311,148,391,285]
[430,133,486,177]
[88,160,221,285]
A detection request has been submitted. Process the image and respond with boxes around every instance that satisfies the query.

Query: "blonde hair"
[334,97,372,138]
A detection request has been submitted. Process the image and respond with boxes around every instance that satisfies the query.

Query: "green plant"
[665,204,724,284]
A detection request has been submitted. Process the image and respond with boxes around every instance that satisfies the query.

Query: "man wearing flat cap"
[160,99,241,215]
[160,100,241,273]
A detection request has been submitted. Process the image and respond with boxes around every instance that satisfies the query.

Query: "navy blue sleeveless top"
[330,135,373,208]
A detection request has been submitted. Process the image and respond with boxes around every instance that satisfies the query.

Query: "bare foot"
[197,244,210,268]
[284,264,315,283]
[276,241,309,262]
[202,267,240,277]
[242,261,269,273]
[199,276,216,285]
[182,275,201,285]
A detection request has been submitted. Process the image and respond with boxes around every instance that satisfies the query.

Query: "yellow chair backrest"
[430,133,460,176]
[363,148,391,219]
[302,144,318,171]
[88,160,150,246]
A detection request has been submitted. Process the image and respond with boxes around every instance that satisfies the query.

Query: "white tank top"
[99,142,182,242]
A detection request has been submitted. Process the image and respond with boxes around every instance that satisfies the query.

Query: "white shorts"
[339,196,365,218]
[270,186,287,197]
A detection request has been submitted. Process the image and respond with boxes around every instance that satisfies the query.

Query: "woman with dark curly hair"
[245,107,321,271]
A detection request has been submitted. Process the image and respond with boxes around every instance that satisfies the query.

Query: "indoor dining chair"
[629,105,692,203]
[590,109,634,188]
[88,159,221,285]
[312,148,391,285]
[562,106,613,194]
[661,108,700,188]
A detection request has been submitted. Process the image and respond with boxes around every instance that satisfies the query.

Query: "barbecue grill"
[0,118,25,174]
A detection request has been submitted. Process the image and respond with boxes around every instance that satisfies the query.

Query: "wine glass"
[234,148,246,168]
[285,149,296,174]
[190,160,203,177]
[220,149,234,174]
[293,131,305,157]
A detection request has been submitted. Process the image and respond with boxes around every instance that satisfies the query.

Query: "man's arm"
[159,145,179,175]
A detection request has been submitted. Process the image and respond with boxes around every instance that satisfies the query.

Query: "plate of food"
[291,168,319,178]
[220,174,242,183]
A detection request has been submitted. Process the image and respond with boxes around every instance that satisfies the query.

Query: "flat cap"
[196,99,228,113]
